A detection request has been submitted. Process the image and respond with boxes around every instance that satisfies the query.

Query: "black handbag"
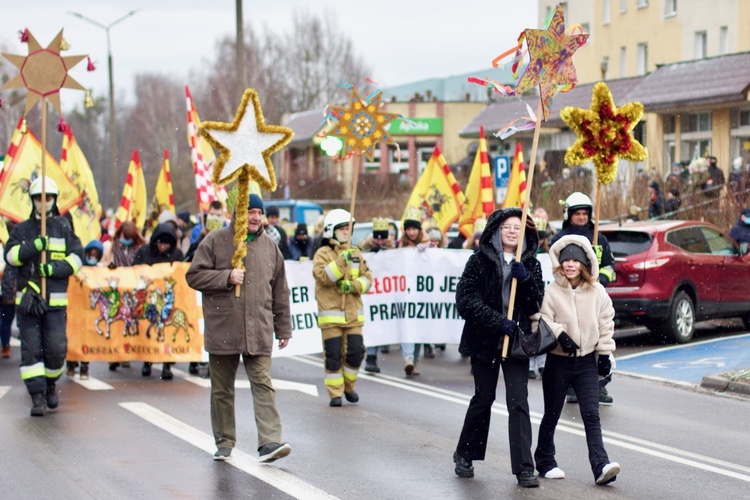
[511,317,558,359]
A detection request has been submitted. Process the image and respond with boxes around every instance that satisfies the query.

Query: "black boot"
[188,362,199,375]
[161,363,173,380]
[364,355,380,373]
[46,381,59,410]
[142,362,152,377]
[30,393,45,417]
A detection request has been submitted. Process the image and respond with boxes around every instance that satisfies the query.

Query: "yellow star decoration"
[515,3,588,121]
[329,88,399,161]
[561,82,647,185]
[1,29,87,115]
[200,88,293,191]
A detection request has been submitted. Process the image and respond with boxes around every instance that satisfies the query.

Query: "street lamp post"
[68,9,140,209]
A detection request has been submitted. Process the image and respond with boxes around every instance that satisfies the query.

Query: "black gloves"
[598,355,611,376]
[598,274,610,287]
[510,261,528,281]
[19,288,49,317]
[499,318,517,338]
[557,331,579,356]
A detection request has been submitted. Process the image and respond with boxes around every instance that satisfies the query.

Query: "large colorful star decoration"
[200,88,293,191]
[515,3,588,121]
[328,88,399,161]
[561,82,647,185]
[1,29,87,115]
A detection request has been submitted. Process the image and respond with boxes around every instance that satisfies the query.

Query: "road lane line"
[172,368,318,396]
[292,354,750,481]
[70,376,115,391]
[119,402,339,500]
[0,386,9,399]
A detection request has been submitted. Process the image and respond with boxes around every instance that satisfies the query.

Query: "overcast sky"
[3,1,538,110]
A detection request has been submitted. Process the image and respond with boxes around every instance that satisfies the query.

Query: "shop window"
[739,110,750,127]
[685,113,711,133]
[663,115,676,134]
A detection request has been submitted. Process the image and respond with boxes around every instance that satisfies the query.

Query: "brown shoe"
[1,345,10,358]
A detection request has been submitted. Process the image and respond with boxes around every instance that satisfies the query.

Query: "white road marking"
[293,354,750,482]
[119,402,338,500]
[70,375,115,390]
[0,386,9,399]
[616,332,750,361]
[172,368,318,396]
[10,337,20,347]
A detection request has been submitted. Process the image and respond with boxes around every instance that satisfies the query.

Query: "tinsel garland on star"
[561,82,647,185]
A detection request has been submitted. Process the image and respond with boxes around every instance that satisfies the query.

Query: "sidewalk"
[701,369,750,396]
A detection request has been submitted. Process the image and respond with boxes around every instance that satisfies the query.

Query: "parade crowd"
[3,159,750,485]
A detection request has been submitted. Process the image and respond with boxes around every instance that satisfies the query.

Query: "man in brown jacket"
[186,194,292,463]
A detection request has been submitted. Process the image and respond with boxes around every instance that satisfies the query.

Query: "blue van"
[264,200,324,226]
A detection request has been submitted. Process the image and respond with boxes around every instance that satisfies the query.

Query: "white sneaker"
[542,467,565,479]
[596,462,620,485]
[404,356,415,375]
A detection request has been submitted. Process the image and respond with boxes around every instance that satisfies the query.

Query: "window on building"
[620,46,627,77]
[720,26,729,54]
[740,110,750,127]
[664,0,677,16]
[663,115,676,134]
[686,112,711,132]
[636,43,648,75]
[603,0,611,24]
[694,31,707,59]
[636,0,648,7]
[620,0,627,12]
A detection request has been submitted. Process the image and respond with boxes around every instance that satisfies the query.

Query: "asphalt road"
[2,321,749,499]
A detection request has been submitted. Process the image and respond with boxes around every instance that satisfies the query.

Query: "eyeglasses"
[500,225,522,233]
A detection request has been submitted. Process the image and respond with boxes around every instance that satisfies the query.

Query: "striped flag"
[185,86,227,210]
[402,145,465,235]
[458,127,494,238]
[0,117,79,222]
[114,151,148,233]
[152,149,175,215]
[60,121,102,246]
[502,142,528,209]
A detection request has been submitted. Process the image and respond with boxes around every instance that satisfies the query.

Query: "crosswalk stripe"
[71,375,115,391]
[119,402,338,500]
[172,368,318,396]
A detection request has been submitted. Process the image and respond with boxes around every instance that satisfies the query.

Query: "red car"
[599,220,750,343]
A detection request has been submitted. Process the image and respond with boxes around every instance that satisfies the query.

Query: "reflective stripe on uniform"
[356,277,371,294]
[8,246,22,266]
[48,237,66,252]
[318,309,346,325]
[357,308,365,323]
[15,291,23,305]
[64,253,83,273]
[324,373,344,386]
[350,261,360,279]
[20,362,45,380]
[27,281,41,293]
[600,267,614,281]
[45,366,65,378]
[49,292,68,307]
[343,365,359,381]
[324,261,344,283]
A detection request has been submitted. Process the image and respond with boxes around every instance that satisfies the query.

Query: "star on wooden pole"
[1,29,87,115]
[328,88,399,161]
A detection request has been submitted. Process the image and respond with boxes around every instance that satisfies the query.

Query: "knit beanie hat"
[248,194,264,213]
[559,244,590,267]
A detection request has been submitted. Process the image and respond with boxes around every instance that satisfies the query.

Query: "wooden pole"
[40,96,48,298]
[501,95,544,360]
[341,158,360,308]
[593,182,602,245]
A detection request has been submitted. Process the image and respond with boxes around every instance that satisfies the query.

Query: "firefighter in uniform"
[312,209,372,407]
[5,176,84,416]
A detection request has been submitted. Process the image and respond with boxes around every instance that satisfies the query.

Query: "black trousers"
[456,353,534,474]
[18,309,67,395]
[535,353,609,479]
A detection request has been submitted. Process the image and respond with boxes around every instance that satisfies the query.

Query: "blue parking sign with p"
[495,156,510,188]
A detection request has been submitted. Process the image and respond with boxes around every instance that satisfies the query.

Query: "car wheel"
[662,291,695,343]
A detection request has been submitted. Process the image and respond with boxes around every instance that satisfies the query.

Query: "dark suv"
[599,220,750,343]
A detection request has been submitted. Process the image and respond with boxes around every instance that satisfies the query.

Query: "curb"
[700,375,750,396]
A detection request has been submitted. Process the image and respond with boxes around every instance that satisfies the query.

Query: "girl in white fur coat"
[534,234,621,486]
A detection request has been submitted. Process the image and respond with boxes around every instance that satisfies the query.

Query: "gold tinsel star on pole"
[1,29,87,115]
[328,88,399,161]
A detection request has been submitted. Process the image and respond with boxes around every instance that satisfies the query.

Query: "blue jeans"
[401,343,421,362]
[0,303,15,347]
[535,352,610,479]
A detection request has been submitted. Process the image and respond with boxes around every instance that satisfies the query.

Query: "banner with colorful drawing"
[66,262,203,362]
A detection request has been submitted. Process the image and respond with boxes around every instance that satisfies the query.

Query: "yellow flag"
[459,127,495,239]
[402,146,465,234]
[0,118,80,222]
[61,123,102,246]
[0,218,8,245]
[502,142,528,208]
[152,149,175,214]
[114,151,148,233]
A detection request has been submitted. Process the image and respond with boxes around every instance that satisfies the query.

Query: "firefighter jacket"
[312,240,372,329]
[4,215,84,309]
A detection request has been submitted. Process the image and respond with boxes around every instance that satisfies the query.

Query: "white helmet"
[323,209,354,239]
[563,192,593,221]
[29,176,59,197]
